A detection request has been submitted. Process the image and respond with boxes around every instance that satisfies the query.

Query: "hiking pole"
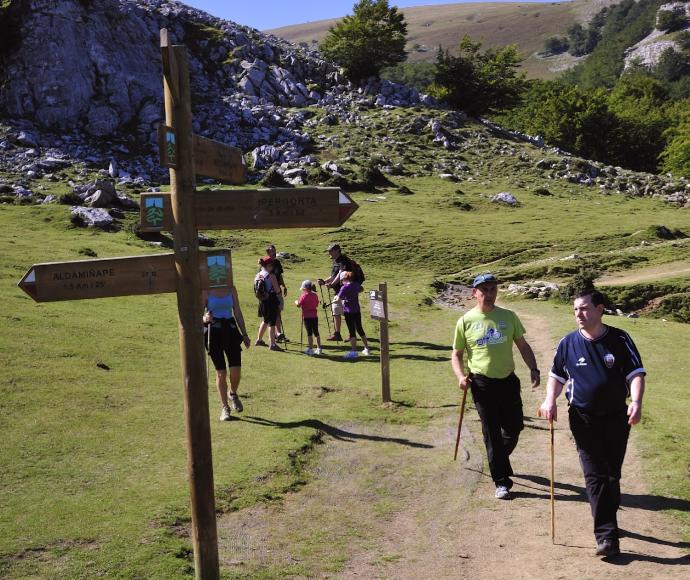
[319,284,332,335]
[453,387,468,461]
[300,316,304,352]
[326,286,338,340]
[550,419,555,543]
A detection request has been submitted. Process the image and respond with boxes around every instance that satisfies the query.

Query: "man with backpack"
[318,243,364,342]
[266,244,289,343]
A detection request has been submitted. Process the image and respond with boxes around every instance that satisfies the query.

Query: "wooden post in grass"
[162,31,219,579]
[369,283,390,403]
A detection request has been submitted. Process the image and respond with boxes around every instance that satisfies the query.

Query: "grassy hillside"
[1,109,688,576]
[266,1,620,79]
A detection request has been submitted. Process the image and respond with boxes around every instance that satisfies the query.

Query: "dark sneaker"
[327,333,342,341]
[595,539,620,557]
[269,343,284,351]
[229,393,243,413]
[495,485,511,500]
[276,333,290,343]
[255,339,268,347]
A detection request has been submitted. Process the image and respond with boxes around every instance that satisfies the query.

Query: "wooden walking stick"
[550,419,555,543]
[453,387,468,461]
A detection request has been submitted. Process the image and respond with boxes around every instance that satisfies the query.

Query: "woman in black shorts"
[202,285,251,421]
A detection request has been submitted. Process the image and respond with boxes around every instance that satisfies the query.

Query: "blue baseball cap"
[472,273,498,288]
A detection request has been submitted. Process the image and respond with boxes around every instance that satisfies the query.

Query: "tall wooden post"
[379,283,391,403]
[162,32,220,579]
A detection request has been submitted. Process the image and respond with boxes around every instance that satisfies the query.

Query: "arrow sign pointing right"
[139,187,359,232]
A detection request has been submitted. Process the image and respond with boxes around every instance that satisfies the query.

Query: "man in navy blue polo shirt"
[539,289,646,558]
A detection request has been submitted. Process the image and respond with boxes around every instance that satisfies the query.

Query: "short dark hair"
[575,289,605,307]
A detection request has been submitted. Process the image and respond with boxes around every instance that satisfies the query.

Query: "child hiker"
[295,280,322,355]
[334,271,370,360]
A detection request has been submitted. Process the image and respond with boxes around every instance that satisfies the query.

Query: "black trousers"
[569,406,630,543]
[470,373,524,486]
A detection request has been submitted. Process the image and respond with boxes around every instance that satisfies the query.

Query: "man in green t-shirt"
[451,273,541,500]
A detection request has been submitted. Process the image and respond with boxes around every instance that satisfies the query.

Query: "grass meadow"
[0,166,688,576]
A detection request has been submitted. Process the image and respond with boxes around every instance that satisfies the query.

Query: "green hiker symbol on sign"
[145,197,165,226]
[207,255,227,287]
[166,130,176,165]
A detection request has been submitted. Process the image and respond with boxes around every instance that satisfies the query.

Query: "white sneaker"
[314,348,323,355]
[304,348,314,355]
[219,405,231,421]
[362,348,370,356]
[495,485,511,500]
[343,350,358,359]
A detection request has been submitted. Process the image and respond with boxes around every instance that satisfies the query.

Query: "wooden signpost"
[17,251,231,302]
[369,284,391,403]
[17,28,358,580]
[139,188,358,232]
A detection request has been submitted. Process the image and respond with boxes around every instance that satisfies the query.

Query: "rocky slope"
[0,0,425,183]
[624,2,690,70]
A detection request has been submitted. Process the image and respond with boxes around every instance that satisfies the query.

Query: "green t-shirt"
[452,306,526,379]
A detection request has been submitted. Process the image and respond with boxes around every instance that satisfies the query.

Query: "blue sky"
[182,1,566,31]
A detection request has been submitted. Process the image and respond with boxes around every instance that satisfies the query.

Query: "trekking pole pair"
[318,283,335,335]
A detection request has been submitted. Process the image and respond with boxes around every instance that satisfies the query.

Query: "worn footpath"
[215,309,689,578]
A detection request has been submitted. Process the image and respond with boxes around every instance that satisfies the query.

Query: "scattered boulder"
[16,131,38,148]
[252,145,282,169]
[491,192,518,206]
[70,206,114,229]
[507,281,559,299]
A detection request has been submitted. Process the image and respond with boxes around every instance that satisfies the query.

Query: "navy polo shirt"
[549,325,645,414]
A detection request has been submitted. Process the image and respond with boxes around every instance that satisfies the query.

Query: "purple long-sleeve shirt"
[336,282,363,313]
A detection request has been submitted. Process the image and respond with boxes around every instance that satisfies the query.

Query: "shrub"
[59,191,82,205]
[657,293,690,323]
[259,166,291,188]
[558,267,600,302]
[544,36,570,55]
[430,36,526,116]
[657,8,689,33]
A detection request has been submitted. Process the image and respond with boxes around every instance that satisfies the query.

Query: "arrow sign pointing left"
[18,251,233,303]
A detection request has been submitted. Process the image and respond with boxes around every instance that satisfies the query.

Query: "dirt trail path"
[216,309,689,578]
[597,261,690,286]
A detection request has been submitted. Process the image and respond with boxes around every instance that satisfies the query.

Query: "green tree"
[544,36,569,55]
[657,7,689,32]
[607,73,670,172]
[660,98,690,176]
[319,0,407,82]
[429,36,525,116]
[653,47,690,83]
[495,80,617,160]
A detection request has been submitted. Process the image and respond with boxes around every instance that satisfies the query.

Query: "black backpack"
[351,259,365,284]
[254,275,269,301]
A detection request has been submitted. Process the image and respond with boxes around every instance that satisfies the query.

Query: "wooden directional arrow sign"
[18,250,233,303]
[193,134,246,184]
[139,187,358,232]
